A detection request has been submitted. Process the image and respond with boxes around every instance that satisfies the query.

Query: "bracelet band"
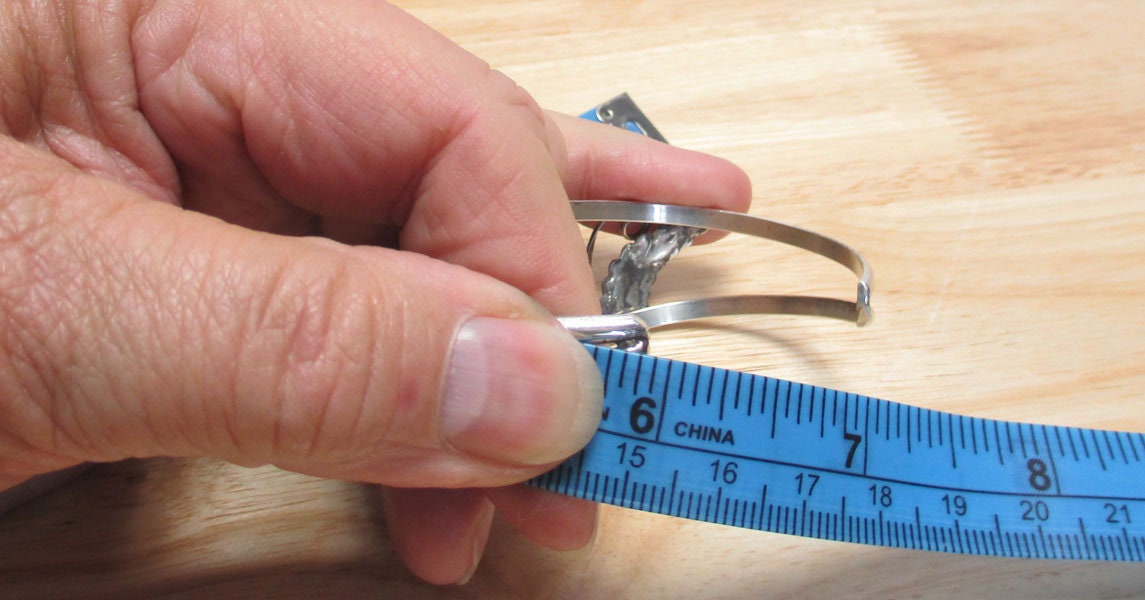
[564,200,873,351]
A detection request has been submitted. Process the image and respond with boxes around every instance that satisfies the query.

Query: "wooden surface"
[4,1,1145,597]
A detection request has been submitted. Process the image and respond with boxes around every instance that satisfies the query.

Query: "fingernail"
[441,317,603,466]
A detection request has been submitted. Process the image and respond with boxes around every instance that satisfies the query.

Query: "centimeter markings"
[529,345,1145,561]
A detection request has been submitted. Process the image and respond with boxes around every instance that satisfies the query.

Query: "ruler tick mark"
[1078,429,1092,459]
[646,355,658,395]
[718,370,728,420]
[706,368,717,406]
[631,353,643,395]
[691,366,703,407]
[1052,426,1065,458]
[794,384,804,425]
[653,361,672,442]
[677,362,688,400]
[1102,430,1118,464]
[808,384,818,426]
[980,418,990,455]
[818,389,827,438]
[733,370,743,412]
[770,380,780,439]
[970,417,979,454]
[747,375,756,417]
[1091,429,1108,471]
[906,407,913,453]
[1040,426,1063,495]
[1067,428,1080,461]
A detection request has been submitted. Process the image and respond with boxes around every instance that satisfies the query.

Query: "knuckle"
[482,67,548,136]
[236,251,399,465]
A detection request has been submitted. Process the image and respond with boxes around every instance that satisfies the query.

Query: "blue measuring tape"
[530,94,1145,562]
[530,344,1145,561]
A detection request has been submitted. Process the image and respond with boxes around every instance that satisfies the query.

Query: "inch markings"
[529,345,1145,561]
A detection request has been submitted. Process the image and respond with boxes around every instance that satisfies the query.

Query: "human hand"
[0,0,751,585]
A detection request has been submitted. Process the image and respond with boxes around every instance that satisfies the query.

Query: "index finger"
[551,111,753,244]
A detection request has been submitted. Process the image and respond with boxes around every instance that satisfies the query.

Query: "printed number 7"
[844,432,862,469]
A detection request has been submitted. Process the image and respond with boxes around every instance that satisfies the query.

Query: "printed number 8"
[1027,458,1053,491]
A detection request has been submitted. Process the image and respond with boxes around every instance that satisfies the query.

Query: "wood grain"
[3,1,1145,597]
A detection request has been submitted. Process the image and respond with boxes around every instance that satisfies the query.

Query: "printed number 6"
[630,397,657,434]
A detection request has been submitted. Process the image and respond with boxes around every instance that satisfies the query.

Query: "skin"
[0,0,751,586]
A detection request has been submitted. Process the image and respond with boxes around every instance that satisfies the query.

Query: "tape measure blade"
[529,345,1145,562]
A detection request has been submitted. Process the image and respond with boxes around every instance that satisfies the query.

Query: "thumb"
[0,144,602,488]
